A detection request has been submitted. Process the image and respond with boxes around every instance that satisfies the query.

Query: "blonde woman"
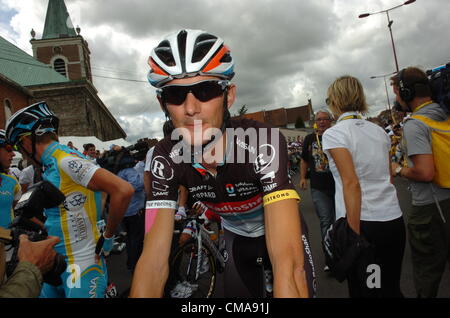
[322,75,405,298]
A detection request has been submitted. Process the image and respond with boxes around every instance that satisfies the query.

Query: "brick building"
[233,99,313,128]
[0,0,125,141]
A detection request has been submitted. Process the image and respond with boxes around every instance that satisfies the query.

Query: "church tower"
[30,0,93,82]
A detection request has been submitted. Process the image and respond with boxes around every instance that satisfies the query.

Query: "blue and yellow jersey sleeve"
[0,173,21,228]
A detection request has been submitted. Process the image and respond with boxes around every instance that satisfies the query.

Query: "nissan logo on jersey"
[151,156,174,180]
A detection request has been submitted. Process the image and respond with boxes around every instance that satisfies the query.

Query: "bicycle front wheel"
[165,240,216,298]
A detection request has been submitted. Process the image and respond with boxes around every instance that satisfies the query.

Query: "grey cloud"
[12,0,449,141]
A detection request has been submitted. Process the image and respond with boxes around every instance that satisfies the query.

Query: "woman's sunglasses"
[157,80,229,105]
[0,144,15,153]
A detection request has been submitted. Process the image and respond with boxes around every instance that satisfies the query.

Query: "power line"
[0,46,144,77]
[0,55,148,83]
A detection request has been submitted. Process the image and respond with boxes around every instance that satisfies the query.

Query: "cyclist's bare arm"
[87,168,134,238]
[178,185,188,208]
[130,208,175,297]
[264,199,309,298]
[144,171,151,198]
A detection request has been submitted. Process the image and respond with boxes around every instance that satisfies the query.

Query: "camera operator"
[390,67,450,298]
[0,234,59,298]
[5,102,134,298]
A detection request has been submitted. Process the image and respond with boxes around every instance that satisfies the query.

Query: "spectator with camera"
[390,66,450,298]
[0,233,60,298]
[5,102,134,298]
[1,130,60,298]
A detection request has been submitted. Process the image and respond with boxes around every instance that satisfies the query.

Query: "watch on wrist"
[395,166,403,176]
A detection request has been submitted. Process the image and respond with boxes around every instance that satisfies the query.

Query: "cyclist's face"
[0,145,15,170]
[160,76,236,146]
[16,136,33,161]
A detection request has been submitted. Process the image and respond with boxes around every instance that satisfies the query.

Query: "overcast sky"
[1,0,449,142]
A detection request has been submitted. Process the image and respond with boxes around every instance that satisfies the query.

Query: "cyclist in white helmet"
[131,29,315,298]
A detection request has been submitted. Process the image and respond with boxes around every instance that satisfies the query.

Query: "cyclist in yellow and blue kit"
[5,102,134,298]
[0,129,21,229]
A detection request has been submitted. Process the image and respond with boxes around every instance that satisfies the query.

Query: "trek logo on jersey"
[254,144,276,173]
[152,181,169,192]
[225,184,236,197]
[64,192,87,211]
[151,156,174,181]
[260,170,275,184]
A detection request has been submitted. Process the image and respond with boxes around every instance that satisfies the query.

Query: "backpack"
[410,114,450,188]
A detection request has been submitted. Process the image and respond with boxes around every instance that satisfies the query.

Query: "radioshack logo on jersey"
[211,195,263,213]
[225,184,236,197]
[151,156,174,181]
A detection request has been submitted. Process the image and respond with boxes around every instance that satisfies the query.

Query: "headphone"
[398,68,415,102]
[398,68,430,103]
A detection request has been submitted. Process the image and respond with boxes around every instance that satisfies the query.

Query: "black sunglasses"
[0,144,14,153]
[157,80,230,105]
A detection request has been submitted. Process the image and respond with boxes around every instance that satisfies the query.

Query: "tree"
[295,116,305,128]
[236,105,248,117]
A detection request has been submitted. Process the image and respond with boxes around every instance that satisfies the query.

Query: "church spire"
[42,0,77,39]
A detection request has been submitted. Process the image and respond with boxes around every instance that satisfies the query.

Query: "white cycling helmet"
[147,29,235,88]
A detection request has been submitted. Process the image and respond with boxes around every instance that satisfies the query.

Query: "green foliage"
[295,116,305,128]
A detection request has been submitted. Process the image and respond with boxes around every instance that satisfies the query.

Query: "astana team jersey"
[148,119,300,238]
[0,172,21,228]
[41,142,102,271]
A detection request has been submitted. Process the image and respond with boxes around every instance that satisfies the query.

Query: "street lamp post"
[371,71,397,124]
[359,0,416,72]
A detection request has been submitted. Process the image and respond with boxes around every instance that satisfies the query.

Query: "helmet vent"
[177,30,187,73]
[220,51,232,63]
[155,40,176,67]
[192,33,217,63]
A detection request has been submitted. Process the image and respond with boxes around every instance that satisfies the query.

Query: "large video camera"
[0,181,67,286]
[426,62,450,113]
[97,140,149,174]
